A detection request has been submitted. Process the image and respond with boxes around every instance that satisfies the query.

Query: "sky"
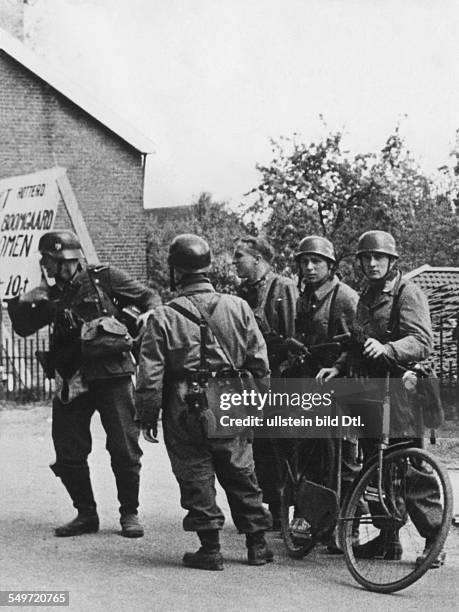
[22,0,459,208]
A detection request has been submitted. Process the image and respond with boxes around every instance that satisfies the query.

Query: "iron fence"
[0,313,458,408]
[1,329,54,402]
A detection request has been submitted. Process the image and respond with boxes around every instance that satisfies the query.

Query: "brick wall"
[0,51,149,282]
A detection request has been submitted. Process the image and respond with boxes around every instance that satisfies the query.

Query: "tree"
[246,129,459,286]
[146,192,245,299]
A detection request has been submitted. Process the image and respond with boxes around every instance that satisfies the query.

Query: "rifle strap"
[386,273,406,341]
[326,283,341,339]
[262,275,279,334]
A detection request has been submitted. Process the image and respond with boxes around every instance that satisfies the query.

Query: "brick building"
[0,28,155,281]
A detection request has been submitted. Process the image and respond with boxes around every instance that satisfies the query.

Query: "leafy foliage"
[147,130,459,297]
[245,129,459,286]
[146,193,245,299]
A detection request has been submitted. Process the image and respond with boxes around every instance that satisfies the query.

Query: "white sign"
[0,168,61,299]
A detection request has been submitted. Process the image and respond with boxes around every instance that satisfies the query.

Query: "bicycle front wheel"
[341,446,453,593]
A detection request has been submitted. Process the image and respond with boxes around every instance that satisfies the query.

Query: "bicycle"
[338,370,453,593]
[278,336,349,559]
[278,342,453,593]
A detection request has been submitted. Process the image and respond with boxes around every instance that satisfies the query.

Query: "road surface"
[1,405,458,611]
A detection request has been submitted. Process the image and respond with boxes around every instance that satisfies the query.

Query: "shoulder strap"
[170,296,238,370]
[168,302,209,371]
[188,295,239,370]
[386,275,406,340]
[264,276,279,315]
[326,283,341,339]
[168,301,201,326]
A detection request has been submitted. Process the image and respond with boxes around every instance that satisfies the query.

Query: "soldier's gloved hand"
[363,338,388,360]
[142,424,159,444]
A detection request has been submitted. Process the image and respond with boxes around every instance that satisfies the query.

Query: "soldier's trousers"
[164,431,272,533]
[252,437,284,510]
[360,438,443,539]
[51,376,142,515]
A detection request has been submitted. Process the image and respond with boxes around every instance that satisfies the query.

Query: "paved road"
[1,405,458,612]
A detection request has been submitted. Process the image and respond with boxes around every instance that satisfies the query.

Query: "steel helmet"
[356,230,399,258]
[168,234,211,271]
[295,235,336,264]
[38,230,83,260]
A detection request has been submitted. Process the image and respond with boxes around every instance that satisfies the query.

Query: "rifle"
[282,334,351,377]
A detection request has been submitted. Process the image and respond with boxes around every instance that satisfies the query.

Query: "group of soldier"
[6,226,443,571]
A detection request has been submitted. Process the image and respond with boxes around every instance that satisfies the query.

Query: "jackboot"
[55,509,99,537]
[183,529,224,571]
[353,530,402,560]
[51,464,99,536]
[415,532,446,569]
[246,531,274,566]
[120,513,144,538]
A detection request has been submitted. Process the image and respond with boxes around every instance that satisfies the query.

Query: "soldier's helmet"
[295,235,336,264]
[356,230,399,258]
[38,230,83,260]
[168,234,211,272]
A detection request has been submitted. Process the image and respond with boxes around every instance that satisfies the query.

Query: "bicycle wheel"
[341,446,453,593]
[280,438,336,558]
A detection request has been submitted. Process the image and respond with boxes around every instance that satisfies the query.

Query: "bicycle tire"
[341,446,453,593]
[280,437,336,558]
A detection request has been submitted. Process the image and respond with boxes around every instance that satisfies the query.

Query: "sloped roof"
[0,28,155,154]
[405,265,459,377]
[404,264,459,293]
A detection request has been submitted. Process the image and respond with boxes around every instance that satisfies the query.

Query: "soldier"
[232,236,297,529]
[136,234,272,571]
[317,230,445,566]
[294,235,359,551]
[7,230,160,538]
[294,235,357,359]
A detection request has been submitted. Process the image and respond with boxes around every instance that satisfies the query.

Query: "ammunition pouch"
[182,369,210,413]
[182,367,254,414]
[80,316,133,360]
[184,381,208,413]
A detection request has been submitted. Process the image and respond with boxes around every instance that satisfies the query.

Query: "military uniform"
[296,275,358,357]
[8,264,160,520]
[136,276,271,534]
[296,275,360,509]
[237,271,297,519]
[347,271,443,544]
[347,271,432,436]
[238,271,297,373]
